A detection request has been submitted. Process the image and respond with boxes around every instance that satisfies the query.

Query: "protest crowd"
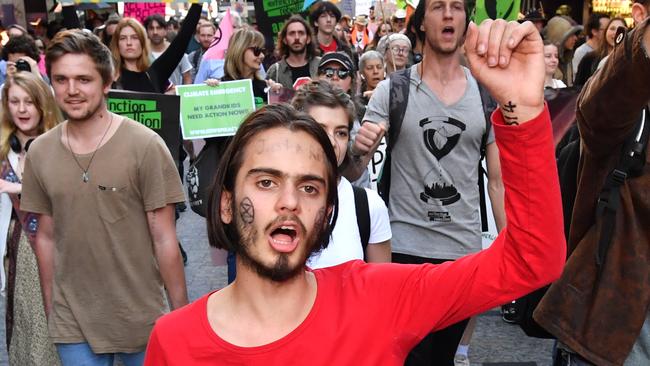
[0,0,648,365]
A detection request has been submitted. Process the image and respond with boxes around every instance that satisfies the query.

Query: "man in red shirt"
[310,1,353,60]
[144,19,565,365]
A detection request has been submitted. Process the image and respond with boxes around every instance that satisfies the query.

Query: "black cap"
[318,52,354,72]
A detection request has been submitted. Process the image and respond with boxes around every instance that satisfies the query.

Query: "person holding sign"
[21,30,188,365]
[144,19,565,365]
[206,28,280,108]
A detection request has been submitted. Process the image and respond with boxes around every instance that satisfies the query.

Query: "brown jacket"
[534,21,650,366]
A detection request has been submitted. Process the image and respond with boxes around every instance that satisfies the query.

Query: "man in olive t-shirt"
[20,30,188,364]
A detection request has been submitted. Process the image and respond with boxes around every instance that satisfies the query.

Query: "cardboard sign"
[107,90,181,164]
[253,0,306,48]
[176,80,256,139]
[355,0,373,16]
[123,3,165,24]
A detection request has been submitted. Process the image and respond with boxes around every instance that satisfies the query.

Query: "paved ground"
[0,208,555,365]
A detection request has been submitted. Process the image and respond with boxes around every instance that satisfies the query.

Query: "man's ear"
[103,80,112,95]
[632,3,648,26]
[220,190,233,224]
[325,204,334,228]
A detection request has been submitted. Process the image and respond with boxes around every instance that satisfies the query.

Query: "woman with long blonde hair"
[222,28,270,107]
[0,71,62,365]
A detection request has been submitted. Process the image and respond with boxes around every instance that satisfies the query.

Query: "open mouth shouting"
[442,26,455,40]
[268,222,302,253]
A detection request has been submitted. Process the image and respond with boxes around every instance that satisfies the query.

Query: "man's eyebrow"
[51,73,94,78]
[247,168,327,185]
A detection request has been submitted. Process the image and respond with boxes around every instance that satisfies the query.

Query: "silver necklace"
[65,113,114,183]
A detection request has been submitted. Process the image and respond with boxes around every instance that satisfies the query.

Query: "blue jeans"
[56,343,145,366]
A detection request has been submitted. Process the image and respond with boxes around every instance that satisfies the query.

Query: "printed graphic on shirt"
[418,116,467,222]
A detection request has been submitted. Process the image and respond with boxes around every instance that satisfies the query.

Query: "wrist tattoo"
[502,101,520,126]
[239,197,254,224]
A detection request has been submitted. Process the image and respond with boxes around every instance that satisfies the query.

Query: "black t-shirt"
[289,63,311,85]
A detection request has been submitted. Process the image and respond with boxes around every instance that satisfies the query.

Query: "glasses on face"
[390,46,410,55]
[248,46,264,57]
[319,67,351,79]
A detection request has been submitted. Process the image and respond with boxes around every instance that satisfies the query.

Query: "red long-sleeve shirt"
[144,106,565,365]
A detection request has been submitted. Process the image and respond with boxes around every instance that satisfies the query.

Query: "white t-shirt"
[307,177,392,269]
[545,79,567,89]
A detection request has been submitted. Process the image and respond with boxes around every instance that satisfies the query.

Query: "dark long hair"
[207,104,339,254]
[277,15,317,60]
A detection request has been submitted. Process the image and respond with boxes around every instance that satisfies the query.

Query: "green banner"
[73,0,206,3]
[176,80,256,140]
[253,0,306,48]
[473,0,520,24]
[107,90,181,164]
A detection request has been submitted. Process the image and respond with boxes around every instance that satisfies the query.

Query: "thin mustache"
[264,215,307,235]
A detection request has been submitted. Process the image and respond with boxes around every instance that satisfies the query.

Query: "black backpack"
[378,68,494,232]
[504,105,650,338]
[352,185,371,258]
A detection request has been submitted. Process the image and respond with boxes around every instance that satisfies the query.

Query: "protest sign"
[107,90,181,164]
[74,0,206,3]
[176,80,256,139]
[123,3,165,24]
[368,137,387,191]
[340,0,355,16]
[473,0,520,23]
[253,0,306,48]
[355,0,373,15]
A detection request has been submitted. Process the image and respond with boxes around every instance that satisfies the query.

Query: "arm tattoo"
[239,197,254,224]
[502,101,520,126]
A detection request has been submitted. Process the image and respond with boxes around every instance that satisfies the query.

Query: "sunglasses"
[319,67,351,79]
[248,46,264,56]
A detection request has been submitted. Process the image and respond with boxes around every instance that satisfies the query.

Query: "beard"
[149,35,164,46]
[289,43,306,55]
[233,199,327,282]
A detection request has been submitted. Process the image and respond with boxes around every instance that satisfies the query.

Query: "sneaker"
[454,353,470,366]
[501,301,521,324]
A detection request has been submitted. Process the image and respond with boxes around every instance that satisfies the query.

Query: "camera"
[15,59,31,73]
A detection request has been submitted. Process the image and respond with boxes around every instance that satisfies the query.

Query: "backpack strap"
[192,49,202,69]
[378,67,411,203]
[352,185,371,258]
[387,67,412,152]
[595,105,649,274]
[477,81,495,232]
